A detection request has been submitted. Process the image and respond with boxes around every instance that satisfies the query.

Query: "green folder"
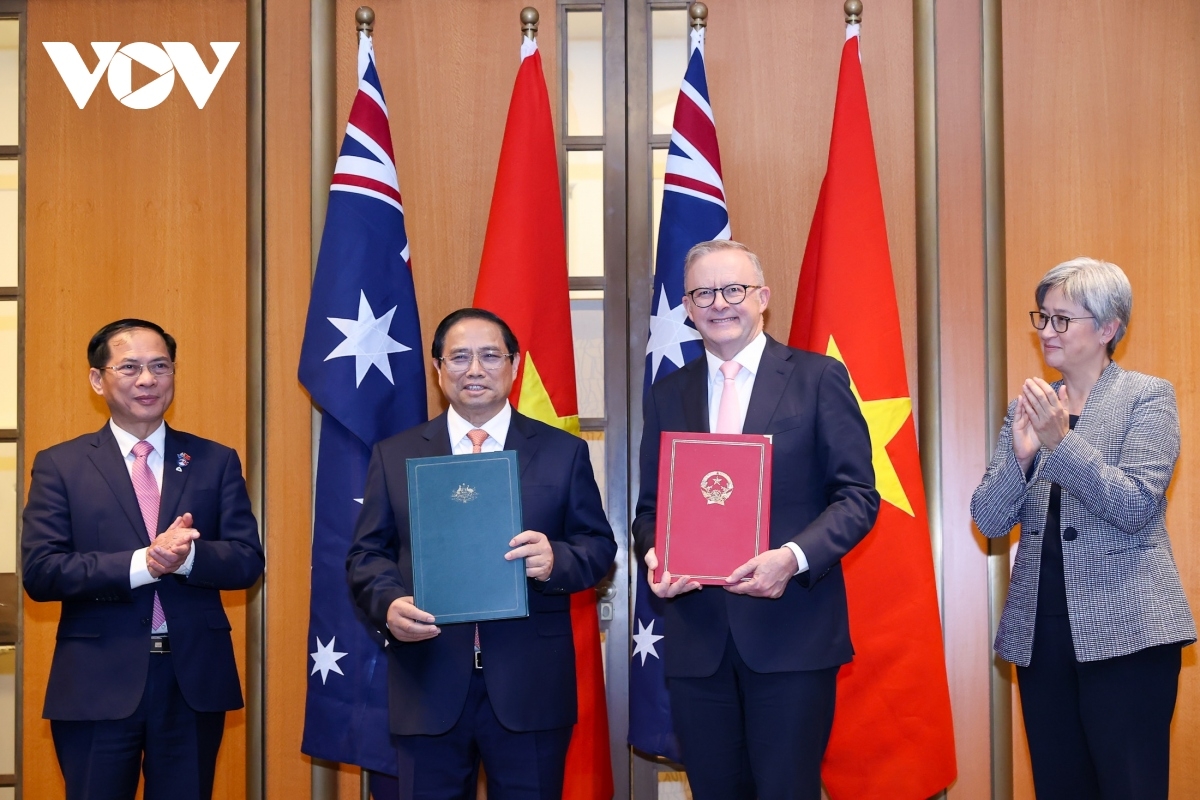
[406,451,529,624]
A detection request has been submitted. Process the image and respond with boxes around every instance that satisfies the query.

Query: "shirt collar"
[109,419,167,458]
[446,402,512,449]
[705,331,767,383]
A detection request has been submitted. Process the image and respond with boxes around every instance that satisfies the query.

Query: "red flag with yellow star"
[789,28,956,800]
[472,35,613,800]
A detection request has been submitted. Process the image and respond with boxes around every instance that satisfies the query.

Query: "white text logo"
[42,42,240,109]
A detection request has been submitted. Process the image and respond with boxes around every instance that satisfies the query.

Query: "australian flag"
[299,31,426,776]
[630,24,729,763]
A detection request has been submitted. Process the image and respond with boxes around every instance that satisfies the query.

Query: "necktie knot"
[466,429,489,453]
[133,440,154,460]
[720,361,741,382]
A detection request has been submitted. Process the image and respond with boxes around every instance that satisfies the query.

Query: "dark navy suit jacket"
[22,423,264,720]
[633,336,879,677]
[346,410,617,736]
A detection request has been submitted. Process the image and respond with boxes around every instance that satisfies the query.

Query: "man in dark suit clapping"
[22,319,264,800]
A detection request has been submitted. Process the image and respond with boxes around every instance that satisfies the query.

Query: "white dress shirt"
[446,402,511,454]
[703,334,808,576]
[110,420,195,607]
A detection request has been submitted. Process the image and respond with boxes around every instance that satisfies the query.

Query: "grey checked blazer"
[971,361,1196,667]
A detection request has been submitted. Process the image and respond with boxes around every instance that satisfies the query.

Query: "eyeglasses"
[103,361,175,379]
[685,284,763,308]
[1029,312,1096,333]
[436,350,516,374]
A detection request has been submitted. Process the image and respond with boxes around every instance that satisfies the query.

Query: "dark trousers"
[668,633,838,800]
[1017,614,1183,800]
[394,669,572,800]
[50,652,226,800]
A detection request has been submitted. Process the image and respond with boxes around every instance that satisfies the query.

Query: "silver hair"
[1035,257,1132,356]
[682,240,766,287]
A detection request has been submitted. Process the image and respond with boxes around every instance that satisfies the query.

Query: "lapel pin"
[176,452,191,472]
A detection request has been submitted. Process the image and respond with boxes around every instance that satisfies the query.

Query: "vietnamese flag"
[790,26,957,800]
[472,34,614,800]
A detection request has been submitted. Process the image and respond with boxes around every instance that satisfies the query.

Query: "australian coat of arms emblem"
[451,484,479,504]
[700,471,734,505]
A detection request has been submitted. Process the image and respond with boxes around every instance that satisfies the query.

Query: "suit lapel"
[679,358,711,433]
[157,426,191,533]
[87,425,152,544]
[420,413,454,456]
[743,336,793,435]
[505,412,543,481]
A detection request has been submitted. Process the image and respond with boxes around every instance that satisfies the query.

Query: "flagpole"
[309,3,337,800]
[354,20,378,800]
[691,2,708,30]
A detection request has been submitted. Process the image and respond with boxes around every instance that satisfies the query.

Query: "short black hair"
[87,319,177,369]
[430,308,519,359]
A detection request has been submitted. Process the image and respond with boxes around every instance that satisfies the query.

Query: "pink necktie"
[132,441,166,631]
[715,361,742,434]
[465,429,488,656]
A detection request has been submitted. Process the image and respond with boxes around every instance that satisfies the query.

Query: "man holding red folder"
[633,240,879,800]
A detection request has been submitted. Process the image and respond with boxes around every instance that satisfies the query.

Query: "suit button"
[140,618,151,626]
[1063,526,1078,542]
[1028,529,1040,537]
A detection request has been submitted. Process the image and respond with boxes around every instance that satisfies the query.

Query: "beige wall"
[1003,1,1200,795]
[24,1,249,796]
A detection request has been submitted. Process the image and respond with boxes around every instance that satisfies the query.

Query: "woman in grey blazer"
[971,257,1195,800]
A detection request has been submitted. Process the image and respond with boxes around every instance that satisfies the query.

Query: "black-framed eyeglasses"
[103,361,175,379]
[436,350,516,374]
[1029,311,1096,333]
[685,284,762,308]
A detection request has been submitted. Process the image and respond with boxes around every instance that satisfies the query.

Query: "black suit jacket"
[633,336,879,677]
[22,423,265,720]
[346,410,617,736]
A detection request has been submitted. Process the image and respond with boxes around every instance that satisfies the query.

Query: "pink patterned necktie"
[715,361,743,434]
[131,440,166,631]
[465,428,489,656]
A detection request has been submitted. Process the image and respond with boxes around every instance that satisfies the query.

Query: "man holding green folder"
[347,308,616,800]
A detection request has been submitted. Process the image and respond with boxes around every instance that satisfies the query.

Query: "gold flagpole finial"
[521,7,540,40]
[844,0,863,25]
[690,2,709,30]
[356,6,375,36]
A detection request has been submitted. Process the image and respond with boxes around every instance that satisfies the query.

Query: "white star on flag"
[310,635,349,684]
[646,286,701,380]
[631,618,665,666]
[325,290,411,387]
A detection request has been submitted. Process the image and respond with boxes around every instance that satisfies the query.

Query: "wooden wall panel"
[335,0,560,418]
[1004,0,1200,796]
[24,1,249,796]
[263,0,311,796]
[704,0,917,398]
[934,0,991,796]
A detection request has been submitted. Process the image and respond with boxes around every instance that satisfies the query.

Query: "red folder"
[654,432,773,585]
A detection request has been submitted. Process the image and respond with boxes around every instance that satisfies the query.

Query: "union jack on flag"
[299,30,426,777]
[630,24,729,764]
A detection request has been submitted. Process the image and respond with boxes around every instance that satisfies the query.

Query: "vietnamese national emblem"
[700,471,734,505]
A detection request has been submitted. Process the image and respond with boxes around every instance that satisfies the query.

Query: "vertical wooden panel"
[335,0,560,418]
[703,0,917,396]
[24,2,248,797]
[1004,1,1200,797]
[263,0,311,796]
[934,0,992,796]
